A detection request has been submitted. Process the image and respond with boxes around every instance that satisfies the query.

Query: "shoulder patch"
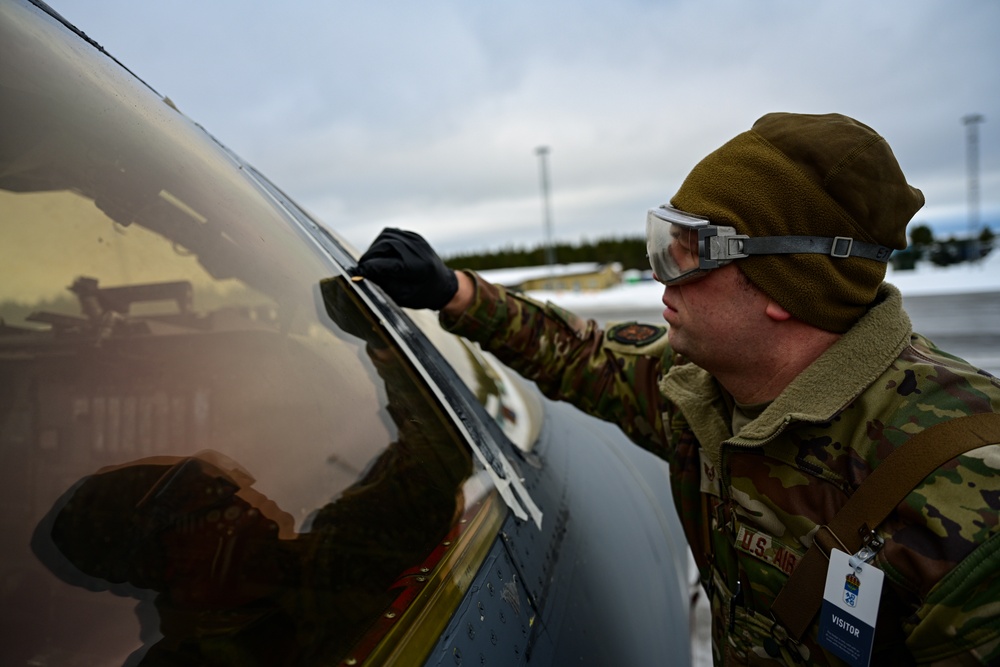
[607,322,666,346]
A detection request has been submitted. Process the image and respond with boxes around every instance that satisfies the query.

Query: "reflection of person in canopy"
[33,278,473,666]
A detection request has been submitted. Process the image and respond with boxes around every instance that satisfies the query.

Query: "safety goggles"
[645,205,895,286]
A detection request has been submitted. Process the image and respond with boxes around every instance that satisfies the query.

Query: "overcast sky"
[56,0,1000,257]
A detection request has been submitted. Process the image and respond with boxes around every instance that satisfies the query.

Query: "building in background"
[480,262,623,292]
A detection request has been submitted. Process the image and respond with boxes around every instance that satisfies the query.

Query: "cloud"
[57,0,1000,253]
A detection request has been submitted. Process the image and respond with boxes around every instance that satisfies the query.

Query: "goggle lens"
[645,207,715,285]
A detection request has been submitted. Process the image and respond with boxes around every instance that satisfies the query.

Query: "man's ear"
[764,300,793,322]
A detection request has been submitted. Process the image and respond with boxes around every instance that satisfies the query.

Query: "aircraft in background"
[0,1,692,664]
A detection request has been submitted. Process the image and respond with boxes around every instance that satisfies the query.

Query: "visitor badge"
[817,549,884,667]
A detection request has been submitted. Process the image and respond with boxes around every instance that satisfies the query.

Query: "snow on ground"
[523,251,1000,309]
[883,251,1000,296]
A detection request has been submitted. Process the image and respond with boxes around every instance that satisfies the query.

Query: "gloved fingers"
[354,227,457,310]
[358,228,427,262]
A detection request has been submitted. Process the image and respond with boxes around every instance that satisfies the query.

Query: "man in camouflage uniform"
[355,113,1000,665]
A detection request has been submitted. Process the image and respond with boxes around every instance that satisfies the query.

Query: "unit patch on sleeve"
[607,322,666,346]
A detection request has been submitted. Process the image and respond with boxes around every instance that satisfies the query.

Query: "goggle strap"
[738,235,894,263]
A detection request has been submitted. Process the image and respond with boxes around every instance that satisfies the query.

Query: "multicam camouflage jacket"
[440,271,1000,666]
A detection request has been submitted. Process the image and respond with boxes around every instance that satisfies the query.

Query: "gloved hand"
[354,228,458,310]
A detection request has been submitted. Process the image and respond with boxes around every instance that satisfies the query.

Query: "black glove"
[354,228,458,310]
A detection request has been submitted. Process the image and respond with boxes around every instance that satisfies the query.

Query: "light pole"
[535,146,556,268]
[963,114,984,260]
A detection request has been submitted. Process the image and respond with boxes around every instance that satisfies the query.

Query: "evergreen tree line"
[444,225,996,272]
[443,236,649,271]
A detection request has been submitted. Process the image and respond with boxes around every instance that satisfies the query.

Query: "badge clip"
[847,525,884,575]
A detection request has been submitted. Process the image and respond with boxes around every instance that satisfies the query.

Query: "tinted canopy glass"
[0,2,497,664]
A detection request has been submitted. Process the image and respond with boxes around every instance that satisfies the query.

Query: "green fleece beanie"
[671,112,925,333]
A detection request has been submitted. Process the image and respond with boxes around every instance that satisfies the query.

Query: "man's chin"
[666,328,685,354]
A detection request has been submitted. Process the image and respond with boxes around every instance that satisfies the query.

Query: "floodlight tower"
[963,114,984,246]
[535,146,556,267]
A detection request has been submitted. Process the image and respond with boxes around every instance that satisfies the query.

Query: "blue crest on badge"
[843,572,860,608]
